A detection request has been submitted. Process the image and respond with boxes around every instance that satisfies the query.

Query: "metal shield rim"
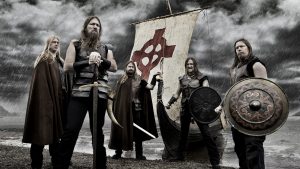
[189,87,222,124]
[224,78,289,136]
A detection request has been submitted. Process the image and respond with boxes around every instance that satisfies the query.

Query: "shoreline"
[2,117,300,168]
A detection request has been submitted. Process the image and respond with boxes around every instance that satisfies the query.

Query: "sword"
[133,123,156,139]
[92,81,98,169]
[78,64,104,169]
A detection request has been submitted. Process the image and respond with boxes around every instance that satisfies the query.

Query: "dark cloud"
[0,105,18,117]
[275,22,300,49]
[199,0,240,13]
[101,0,170,69]
[26,0,38,5]
[254,0,282,16]
[0,1,13,13]
[0,18,42,101]
[0,61,32,101]
[0,0,299,115]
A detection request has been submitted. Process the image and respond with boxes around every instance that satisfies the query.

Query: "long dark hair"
[80,16,102,49]
[231,38,253,69]
[119,61,138,84]
[185,57,202,77]
[124,61,137,74]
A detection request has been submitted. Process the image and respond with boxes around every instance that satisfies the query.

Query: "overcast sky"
[0,0,299,117]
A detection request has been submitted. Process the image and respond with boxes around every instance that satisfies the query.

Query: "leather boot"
[112,149,122,159]
[135,141,146,160]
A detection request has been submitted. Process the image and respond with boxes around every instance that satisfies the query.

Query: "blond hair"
[34,35,60,68]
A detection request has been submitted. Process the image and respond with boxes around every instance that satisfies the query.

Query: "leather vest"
[179,74,208,104]
[230,57,264,84]
[71,40,109,98]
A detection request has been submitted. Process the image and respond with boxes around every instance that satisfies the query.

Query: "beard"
[82,30,99,49]
[126,69,135,77]
[238,53,250,63]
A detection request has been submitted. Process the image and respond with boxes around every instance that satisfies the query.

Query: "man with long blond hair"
[23,35,66,169]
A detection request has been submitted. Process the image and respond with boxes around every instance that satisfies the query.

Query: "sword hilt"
[78,82,111,91]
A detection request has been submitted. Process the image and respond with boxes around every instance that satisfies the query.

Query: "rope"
[204,10,214,78]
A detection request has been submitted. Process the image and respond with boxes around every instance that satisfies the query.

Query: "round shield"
[189,87,221,124]
[224,78,289,136]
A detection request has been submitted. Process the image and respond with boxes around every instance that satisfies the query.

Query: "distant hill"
[0,105,18,118]
[294,111,300,116]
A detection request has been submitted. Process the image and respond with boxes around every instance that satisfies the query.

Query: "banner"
[130,10,200,110]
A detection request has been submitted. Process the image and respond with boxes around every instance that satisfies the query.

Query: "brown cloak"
[109,75,158,151]
[22,59,63,145]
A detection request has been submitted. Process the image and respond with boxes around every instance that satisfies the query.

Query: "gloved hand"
[214,105,223,114]
[165,104,171,109]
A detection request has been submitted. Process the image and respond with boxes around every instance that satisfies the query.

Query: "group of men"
[22,15,268,169]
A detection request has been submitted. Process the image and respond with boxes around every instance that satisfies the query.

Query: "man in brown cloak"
[22,35,66,169]
[109,61,159,160]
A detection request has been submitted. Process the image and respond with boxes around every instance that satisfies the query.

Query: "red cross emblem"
[132,28,175,81]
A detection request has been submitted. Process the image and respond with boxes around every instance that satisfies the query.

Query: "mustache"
[126,69,135,73]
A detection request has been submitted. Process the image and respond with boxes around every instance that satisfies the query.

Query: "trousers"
[232,127,265,169]
[177,103,220,165]
[30,143,58,169]
[54,95,107,169]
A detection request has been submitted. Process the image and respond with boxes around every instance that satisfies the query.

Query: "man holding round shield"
[166,57,221,169]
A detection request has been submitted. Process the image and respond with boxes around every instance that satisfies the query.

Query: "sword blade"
[133,123,156,139]
[92,82,98,169]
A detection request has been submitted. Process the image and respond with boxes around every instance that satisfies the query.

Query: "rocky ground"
[0,145,235,169]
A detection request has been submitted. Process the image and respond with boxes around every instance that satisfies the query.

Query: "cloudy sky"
[0,0,299,120]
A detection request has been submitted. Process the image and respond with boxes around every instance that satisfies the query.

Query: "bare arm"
[166,81,182,108]
[63,40,77,72]
[107,50,117,72]
[253,62,268,78]
[215,62,268,114]
[173,82,182,99]
[146,83,154,90]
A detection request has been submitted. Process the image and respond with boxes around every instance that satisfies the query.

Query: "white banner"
[130,10,200,115]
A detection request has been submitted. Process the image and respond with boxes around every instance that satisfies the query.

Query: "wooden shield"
[224,78,289,136]
[189,87,221,124]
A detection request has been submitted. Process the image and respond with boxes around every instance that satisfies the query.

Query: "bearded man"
[54,16,117,169]
[216,38,268,169]
[108,61,158,160]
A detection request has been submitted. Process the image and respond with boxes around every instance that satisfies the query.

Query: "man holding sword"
[53,16,117,169]
[109,61,159,160]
